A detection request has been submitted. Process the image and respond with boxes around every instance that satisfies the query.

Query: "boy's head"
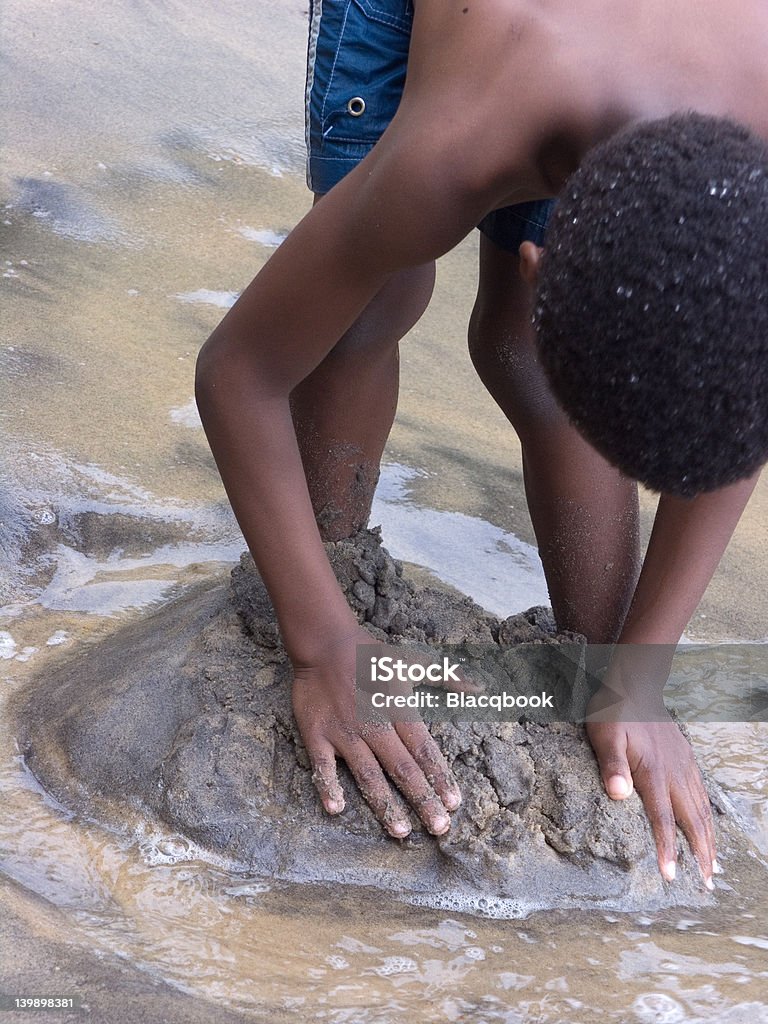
[528,112,768,497]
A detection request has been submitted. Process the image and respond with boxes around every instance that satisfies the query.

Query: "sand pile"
[13,530,739,914]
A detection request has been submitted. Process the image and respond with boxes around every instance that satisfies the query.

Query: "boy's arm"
[586,471,760,885]
[196,140,495,836]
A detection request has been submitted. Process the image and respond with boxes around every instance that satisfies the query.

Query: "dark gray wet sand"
[12,531,751,919]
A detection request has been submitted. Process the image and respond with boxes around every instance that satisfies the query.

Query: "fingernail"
[608,775,631,798]
[431,815,451,835]
[705,876,715,891]
[326,798,344,814]
[663,860,676,882]
[444,791,461,811]
[390,821,411,838]
[712,859,723,875]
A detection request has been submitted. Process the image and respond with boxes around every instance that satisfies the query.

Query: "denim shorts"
[305,0,554,250]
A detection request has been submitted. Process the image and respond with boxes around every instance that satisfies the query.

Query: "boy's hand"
[291,627,462,838]
[577,478,761,891]
[586,683,717,889]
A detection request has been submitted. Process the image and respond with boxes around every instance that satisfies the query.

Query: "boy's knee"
[338,262,435,358]
[468,287,564,439]
[468,259,530,364]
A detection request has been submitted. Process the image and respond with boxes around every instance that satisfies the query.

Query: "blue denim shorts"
[305,0,554,250]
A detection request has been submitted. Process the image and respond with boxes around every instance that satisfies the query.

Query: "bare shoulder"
[399,0,591,200]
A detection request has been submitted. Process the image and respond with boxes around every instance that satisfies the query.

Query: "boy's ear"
[519,241,544,289]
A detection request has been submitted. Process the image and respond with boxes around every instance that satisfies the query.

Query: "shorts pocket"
[319,0,412,148]
[354,0,413,34]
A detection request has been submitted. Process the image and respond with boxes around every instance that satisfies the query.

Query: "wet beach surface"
[1,1,767,1020]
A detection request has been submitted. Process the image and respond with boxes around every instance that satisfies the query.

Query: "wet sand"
[1,1,767,1020]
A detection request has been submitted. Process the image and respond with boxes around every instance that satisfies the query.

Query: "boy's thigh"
[305,0,555,245]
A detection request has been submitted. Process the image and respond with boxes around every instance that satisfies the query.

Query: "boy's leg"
[291,248,435,541]
[469,228,641,644]
[296,0,434,541]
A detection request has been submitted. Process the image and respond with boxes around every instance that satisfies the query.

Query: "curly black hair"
[534,112,768,496]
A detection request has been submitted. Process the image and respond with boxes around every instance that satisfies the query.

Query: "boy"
[195,0,768,888]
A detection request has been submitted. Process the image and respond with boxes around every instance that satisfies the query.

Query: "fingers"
[315,725,458,838]
[587,721,718,888]
[637,769,718,887]
[306,737,345,815]
[636,773,678,883]
[395,721,462,812]
[337,734,414,839]
[587,723,635,800]
[361,726,453,836]
[671,776,717,890]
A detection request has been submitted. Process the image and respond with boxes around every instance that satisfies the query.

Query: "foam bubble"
[632,993,685,1023]
[0,632,17,660]
[464,946,486,961]
[169,398,202,429]
[404,890,534,921]
[326,955,349,970]
[373,956,418,977]
[238,226,288,248]
[139,834,198,865]
[174,289,239,309]
[132,824,248,874]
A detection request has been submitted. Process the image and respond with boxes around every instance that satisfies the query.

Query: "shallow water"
[1,633,768,1021]
[2,1,768,1019]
